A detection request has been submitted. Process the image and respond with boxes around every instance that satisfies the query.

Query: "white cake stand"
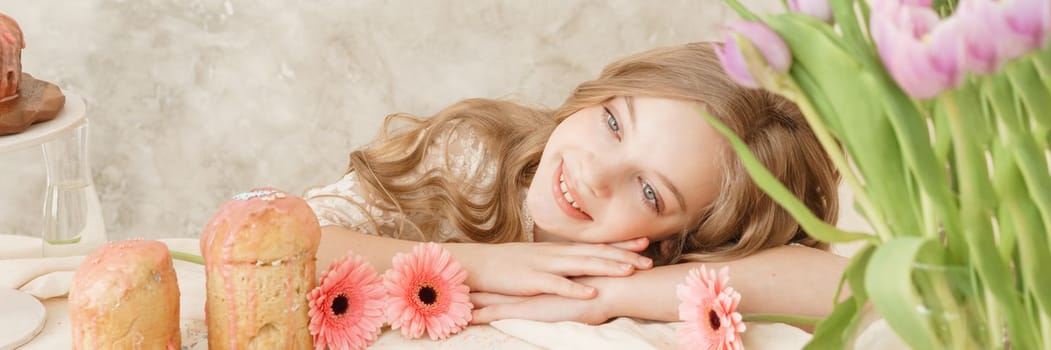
[0,288,46,350]
[0,92,85,153]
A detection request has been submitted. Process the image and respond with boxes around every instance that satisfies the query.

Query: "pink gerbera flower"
[677,265,747,350]
[383,242,472,340]
[308,253,386,350]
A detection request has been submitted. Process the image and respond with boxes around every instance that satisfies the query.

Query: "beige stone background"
[0,0,869,250]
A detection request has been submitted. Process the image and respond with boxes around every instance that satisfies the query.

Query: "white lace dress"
[305,123,534,242]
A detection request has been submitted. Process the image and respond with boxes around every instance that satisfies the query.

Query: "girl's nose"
[577,152,623,198]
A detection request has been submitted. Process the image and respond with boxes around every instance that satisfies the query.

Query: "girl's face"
[527,96,727,244]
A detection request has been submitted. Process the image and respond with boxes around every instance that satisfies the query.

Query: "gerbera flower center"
[417,285,438,305]
[708,309,721,330]
[331,294,349,315]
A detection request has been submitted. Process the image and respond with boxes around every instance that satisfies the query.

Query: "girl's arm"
[470,244,849,329]
[317,225,655,300]
[602,245,848,322]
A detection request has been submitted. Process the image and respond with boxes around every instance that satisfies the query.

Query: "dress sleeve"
[304,171,392,236]
[304,122,495,240]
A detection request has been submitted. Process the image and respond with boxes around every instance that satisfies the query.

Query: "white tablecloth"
[0,235,817,349]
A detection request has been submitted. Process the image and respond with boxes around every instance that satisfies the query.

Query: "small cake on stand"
[0,12,64,135]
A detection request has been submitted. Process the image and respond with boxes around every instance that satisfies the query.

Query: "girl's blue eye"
[642,182,660,212]
[604,107,621,135]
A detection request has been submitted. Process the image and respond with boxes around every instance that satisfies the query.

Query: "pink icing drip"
[200,187,318,348]
[223,234,238,350]
[247,264,256,345]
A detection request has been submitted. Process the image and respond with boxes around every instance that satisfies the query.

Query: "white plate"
[0,288,46,350]
[0,91,85,154]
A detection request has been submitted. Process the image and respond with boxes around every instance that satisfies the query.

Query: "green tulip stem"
[742,313,821,326]
[171,251,205,265]
[984,292,1005,350]
[925,267,977,348]
[945,91,1041,349]
[776,77,894,241]
[920,191,938,243]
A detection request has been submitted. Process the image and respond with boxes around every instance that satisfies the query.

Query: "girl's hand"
[468,277,616,325]
[447,237,651,300]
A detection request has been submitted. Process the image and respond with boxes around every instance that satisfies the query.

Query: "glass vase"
[40,121,106,257]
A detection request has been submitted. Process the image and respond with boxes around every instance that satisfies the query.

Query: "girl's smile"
[552,160,593,221]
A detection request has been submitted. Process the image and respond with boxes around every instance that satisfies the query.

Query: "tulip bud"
[714,21,793,89]
[714,38,760,88]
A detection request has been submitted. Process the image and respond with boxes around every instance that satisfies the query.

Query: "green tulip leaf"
[844,242,875,303]
[1005,58,1051,133]
[1005,194,1051,317]
[808,243,875,350]
[702,111,876,243]
[804,298,859,350]
[864,237,943,350]
[830,0,879,66]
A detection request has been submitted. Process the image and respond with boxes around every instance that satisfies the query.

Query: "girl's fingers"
[536,274,596,300]
[470,292,527,308]
[547,255,634,277]
[471,303,548,325]
[562,244,653,269]
[607,237,650,252]
[472,305,516,324]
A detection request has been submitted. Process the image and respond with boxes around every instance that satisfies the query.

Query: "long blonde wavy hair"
[343,42,839,265]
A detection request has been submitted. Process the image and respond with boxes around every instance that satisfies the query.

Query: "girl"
[306,42,848,326]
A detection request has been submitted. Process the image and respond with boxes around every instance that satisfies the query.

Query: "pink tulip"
[714,21,793,89]
[788,0,833,22]
[1000,0,1051,53]
[730,21,793,73]
[951,0,1048,70]
[903,0,932,6]
[924,22,965,88]
[953,0,1006,73]
[870,5,964,98]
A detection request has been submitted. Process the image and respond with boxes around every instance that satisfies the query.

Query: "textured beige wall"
[1,0,869,244]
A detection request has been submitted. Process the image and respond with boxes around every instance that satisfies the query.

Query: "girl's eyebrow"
[624,96,637,131]
[656,172,687,214]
